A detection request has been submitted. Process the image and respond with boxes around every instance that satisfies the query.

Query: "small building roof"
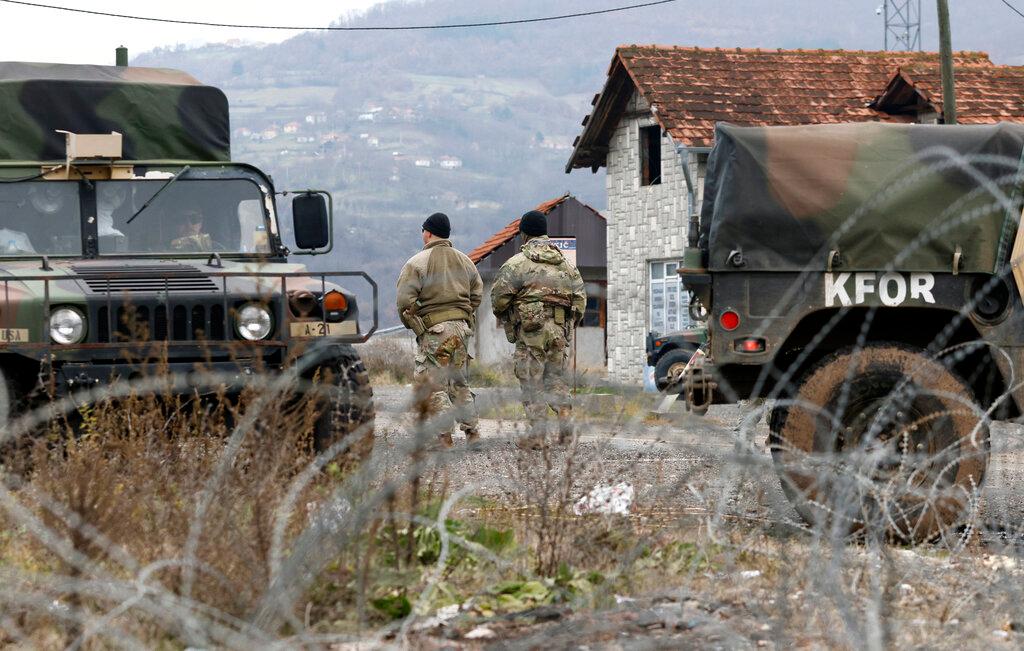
[566,45,995,171]
[468,194,604,265]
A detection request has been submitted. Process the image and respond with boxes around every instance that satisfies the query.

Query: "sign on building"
[549,237,577,266]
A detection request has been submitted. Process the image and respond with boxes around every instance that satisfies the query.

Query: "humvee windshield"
[0,178,272,257]
[97,179,272,255]
[0,181,81,255]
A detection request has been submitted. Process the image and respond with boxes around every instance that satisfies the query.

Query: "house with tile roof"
[468,194,607,367]
[566,45,1024,385]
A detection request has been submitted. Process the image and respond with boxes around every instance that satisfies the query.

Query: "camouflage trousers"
[513,319,573,438]
[414,319,477,441]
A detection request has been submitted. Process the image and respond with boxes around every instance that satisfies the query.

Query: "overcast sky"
[0,0,391,65]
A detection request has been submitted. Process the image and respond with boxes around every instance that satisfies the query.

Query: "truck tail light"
[734,337,766,353]
[719,310,740,331]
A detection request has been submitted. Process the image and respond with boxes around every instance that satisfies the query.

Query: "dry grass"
[0,352,1022,649]
[358,335,416,385]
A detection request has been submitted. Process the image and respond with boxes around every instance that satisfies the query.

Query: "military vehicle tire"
[309,345,375,466]
[769,344,988,542]
[655,348,696,392]
[0,366,12,429]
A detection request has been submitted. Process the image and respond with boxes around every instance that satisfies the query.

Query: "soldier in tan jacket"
[397,212,483,446]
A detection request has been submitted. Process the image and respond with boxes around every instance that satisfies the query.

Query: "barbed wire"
[2,146,1024,647]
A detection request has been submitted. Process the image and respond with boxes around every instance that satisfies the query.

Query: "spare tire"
[769,344,989,541]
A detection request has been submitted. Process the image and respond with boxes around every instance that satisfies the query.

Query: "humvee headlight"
[236,304,272,341]
[49,307,86,345]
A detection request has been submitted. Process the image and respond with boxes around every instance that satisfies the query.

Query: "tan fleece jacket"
[396,239,483,330]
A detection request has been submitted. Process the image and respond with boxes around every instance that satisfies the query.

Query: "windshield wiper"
[125,165,191,225]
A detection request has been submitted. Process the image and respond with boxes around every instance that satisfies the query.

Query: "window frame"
[648,260,690,335]
[640,124,663,187]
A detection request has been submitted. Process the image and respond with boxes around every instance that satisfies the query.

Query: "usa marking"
[0,328,29,343]
[825,272,935,308]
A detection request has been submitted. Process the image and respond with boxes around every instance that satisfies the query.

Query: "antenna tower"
[884,0,922,51]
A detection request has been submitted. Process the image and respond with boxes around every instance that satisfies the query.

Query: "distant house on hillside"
[283,122,300,134]
[260,128,278,141]
[566,46,1024,384]
[468,200,501,211]
[439,156,463,170]
[468,195,607,367]
[414,158,432,168]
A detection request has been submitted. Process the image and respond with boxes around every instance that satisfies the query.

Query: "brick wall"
[605,91,704,384]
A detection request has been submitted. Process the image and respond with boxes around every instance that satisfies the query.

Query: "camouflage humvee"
[680,121,1024,539]
[0,61,376,457]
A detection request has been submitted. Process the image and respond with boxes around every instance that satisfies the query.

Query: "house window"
[649,261,690,335]
[582,281,606,328]
[640,125,662,186]
[582,296,604,328]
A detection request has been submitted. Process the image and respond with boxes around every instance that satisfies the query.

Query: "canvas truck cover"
[700,122,1024,274]
[0,62,229,162]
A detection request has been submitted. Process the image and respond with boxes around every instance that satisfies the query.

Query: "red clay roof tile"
[872,63,1024,122]
[567,46,1000,170]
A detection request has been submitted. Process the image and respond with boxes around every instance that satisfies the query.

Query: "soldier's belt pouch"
[518,302,546,333]
[503,320,517,343]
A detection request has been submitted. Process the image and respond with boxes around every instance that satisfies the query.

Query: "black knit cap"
[422,212,451,239]
[519,210,547,237]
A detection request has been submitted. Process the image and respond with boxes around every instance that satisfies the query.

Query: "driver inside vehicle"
[170,208,213,252]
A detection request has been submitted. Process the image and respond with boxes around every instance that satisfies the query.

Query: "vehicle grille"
[95,303,229,343]
[72,264,219,293]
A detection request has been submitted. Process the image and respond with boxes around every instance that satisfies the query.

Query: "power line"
[0,0,678,31]
[1001,0,1024,20]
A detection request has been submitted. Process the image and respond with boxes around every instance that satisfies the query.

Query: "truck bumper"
[49,340,356,398]
[51,356,282,398]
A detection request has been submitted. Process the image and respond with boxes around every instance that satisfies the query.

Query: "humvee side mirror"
[292,192,331,253]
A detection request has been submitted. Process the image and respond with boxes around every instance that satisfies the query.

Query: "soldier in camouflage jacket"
[397,212,483,447]
[491,211,586,448]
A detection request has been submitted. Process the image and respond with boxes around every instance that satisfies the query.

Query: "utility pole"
[937,0,957,124]
[882,0,922,51]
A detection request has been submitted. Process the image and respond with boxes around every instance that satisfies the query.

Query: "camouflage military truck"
[0,60,376,455]
[680,122,1024,539]
[647,325,706,392]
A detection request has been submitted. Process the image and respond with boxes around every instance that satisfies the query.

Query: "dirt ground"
[366,383,1024,650]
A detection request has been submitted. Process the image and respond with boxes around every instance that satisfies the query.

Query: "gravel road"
[370,383,1024,535]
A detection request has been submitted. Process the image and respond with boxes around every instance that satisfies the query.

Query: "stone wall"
[604,91,704,385]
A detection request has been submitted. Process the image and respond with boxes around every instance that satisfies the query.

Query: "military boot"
[435,431,454,449]
[557,406,574,445]
[464,427,481,448]
[516,420,547,450]
[515,433,546,450]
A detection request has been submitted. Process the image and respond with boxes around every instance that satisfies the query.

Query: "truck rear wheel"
[308,345,375,467]
[769,344,988,541]
[655,348,696,392]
